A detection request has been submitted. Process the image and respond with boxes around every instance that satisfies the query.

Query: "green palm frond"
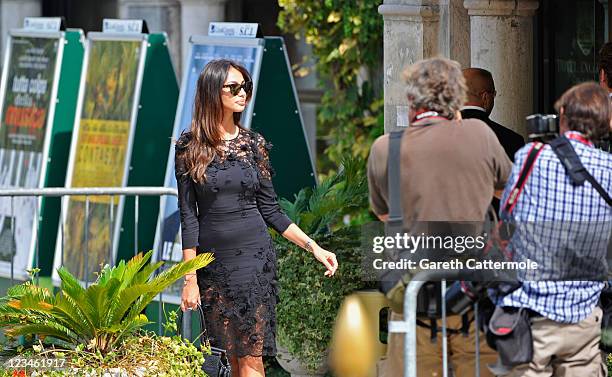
[111,314,151,347]
[5,322,77,344]
[56,267,97,312]
[106,283,156,326]
[125,253,213,322]
[131,261,164,286]
[280,156,368,236]
[51,294,94,338]
[115,251,153,290]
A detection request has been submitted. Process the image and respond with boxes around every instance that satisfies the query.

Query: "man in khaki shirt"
[368,58,512,377]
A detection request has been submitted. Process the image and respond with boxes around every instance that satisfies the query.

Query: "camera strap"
[387,130,404,232]
[377,129,406,295]
[501,142,546,217]
[489,142,546,263]
[550,136,612,207]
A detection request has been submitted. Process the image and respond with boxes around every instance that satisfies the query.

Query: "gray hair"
[403,58,467,119]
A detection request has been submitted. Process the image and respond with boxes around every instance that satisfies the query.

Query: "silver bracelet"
[183,273,197,285]
[304,239,315,253]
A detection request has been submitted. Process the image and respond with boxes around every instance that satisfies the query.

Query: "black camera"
[526,113,611,153]
[526,113,558,142]
[445,280,487,315]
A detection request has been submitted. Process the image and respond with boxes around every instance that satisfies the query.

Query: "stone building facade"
[0,0,607,155]
[380,0,607,135]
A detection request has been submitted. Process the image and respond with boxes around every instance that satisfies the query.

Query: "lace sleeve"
[252,133,292,233]
[253,133,275,180]
[175,132,199,248]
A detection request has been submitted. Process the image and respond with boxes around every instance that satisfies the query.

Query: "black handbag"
[177,305,232,377]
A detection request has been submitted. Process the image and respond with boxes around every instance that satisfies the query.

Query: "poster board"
[0,29,68,281]
[52,28,178,286]
[53,33,148,284]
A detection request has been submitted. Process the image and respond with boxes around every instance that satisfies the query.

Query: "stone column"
[378,0,470,133]
[118,0,181,77]
[439,0,471,68]
[178,0,227,74]
[378,1,440,133]
[0,0,42,59]
[464,0,539,136]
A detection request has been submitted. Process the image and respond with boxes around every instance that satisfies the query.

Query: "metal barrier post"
[386,274,426,377]
[84,196,90,287]
[441,279,448,377]
[134,195,139,256]
[34,196,40,286]
[10,196,14,285]
[387,270,466,377]
[60,196,64,270]
[403,277,426,377]
[109,195,114,266]
[474,302,480,377]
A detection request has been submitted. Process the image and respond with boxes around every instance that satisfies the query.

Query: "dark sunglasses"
[222,81,253,96]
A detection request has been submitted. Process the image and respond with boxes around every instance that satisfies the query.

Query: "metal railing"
[387,270,481,377]
[0,186,178,334]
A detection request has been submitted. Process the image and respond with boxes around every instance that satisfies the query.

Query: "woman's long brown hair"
[180,59,252,183]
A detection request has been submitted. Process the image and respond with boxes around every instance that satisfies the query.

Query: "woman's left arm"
[280,224,338,277]
[254,135,338,277]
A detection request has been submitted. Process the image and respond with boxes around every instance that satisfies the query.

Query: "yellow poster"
[71,119,130,204]
[62,39,141,282]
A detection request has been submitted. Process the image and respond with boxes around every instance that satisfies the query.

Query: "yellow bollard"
[330,294,378,377]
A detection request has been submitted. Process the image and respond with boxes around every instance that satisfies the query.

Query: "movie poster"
[0,36,58,279]
[60,39,141,283]
[154,41,262,302]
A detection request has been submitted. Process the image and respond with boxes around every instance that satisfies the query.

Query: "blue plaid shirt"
[497,131,612,323]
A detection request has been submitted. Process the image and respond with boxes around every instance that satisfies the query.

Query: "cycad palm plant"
[279,156,370,236]
[0,250,213,354]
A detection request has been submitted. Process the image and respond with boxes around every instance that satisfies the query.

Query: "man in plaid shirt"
[496,82,612,376]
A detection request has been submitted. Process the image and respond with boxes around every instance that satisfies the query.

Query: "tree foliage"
[277,0,384,173]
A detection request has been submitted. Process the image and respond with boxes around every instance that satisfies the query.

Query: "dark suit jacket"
[461,108,525,214]
[461,108,525,162]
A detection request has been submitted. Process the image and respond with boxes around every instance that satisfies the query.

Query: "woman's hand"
[180,277,201,312]
[311,246,338,277]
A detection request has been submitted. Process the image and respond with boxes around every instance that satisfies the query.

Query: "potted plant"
[0,250,214,376]
[275,157,377,376]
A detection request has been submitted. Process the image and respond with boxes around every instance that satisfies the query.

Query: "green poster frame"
[0,28,84,284]
[37,29,85,280]
[251,37,316,199]
[52,31,177,285]
[147,35,316,335]
[117,33,179,265]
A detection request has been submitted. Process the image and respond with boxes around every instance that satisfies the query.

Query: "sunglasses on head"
[222,81,253,96]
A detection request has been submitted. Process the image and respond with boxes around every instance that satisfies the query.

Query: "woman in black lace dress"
[176,59,338,377]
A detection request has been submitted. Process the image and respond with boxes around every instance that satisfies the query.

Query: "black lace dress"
[175,128,292,358]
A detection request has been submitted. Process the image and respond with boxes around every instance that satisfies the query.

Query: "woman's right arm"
[175,145,201,311]
[181,247,200,311]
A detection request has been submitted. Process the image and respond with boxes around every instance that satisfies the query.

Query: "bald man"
[461,68,524,161]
